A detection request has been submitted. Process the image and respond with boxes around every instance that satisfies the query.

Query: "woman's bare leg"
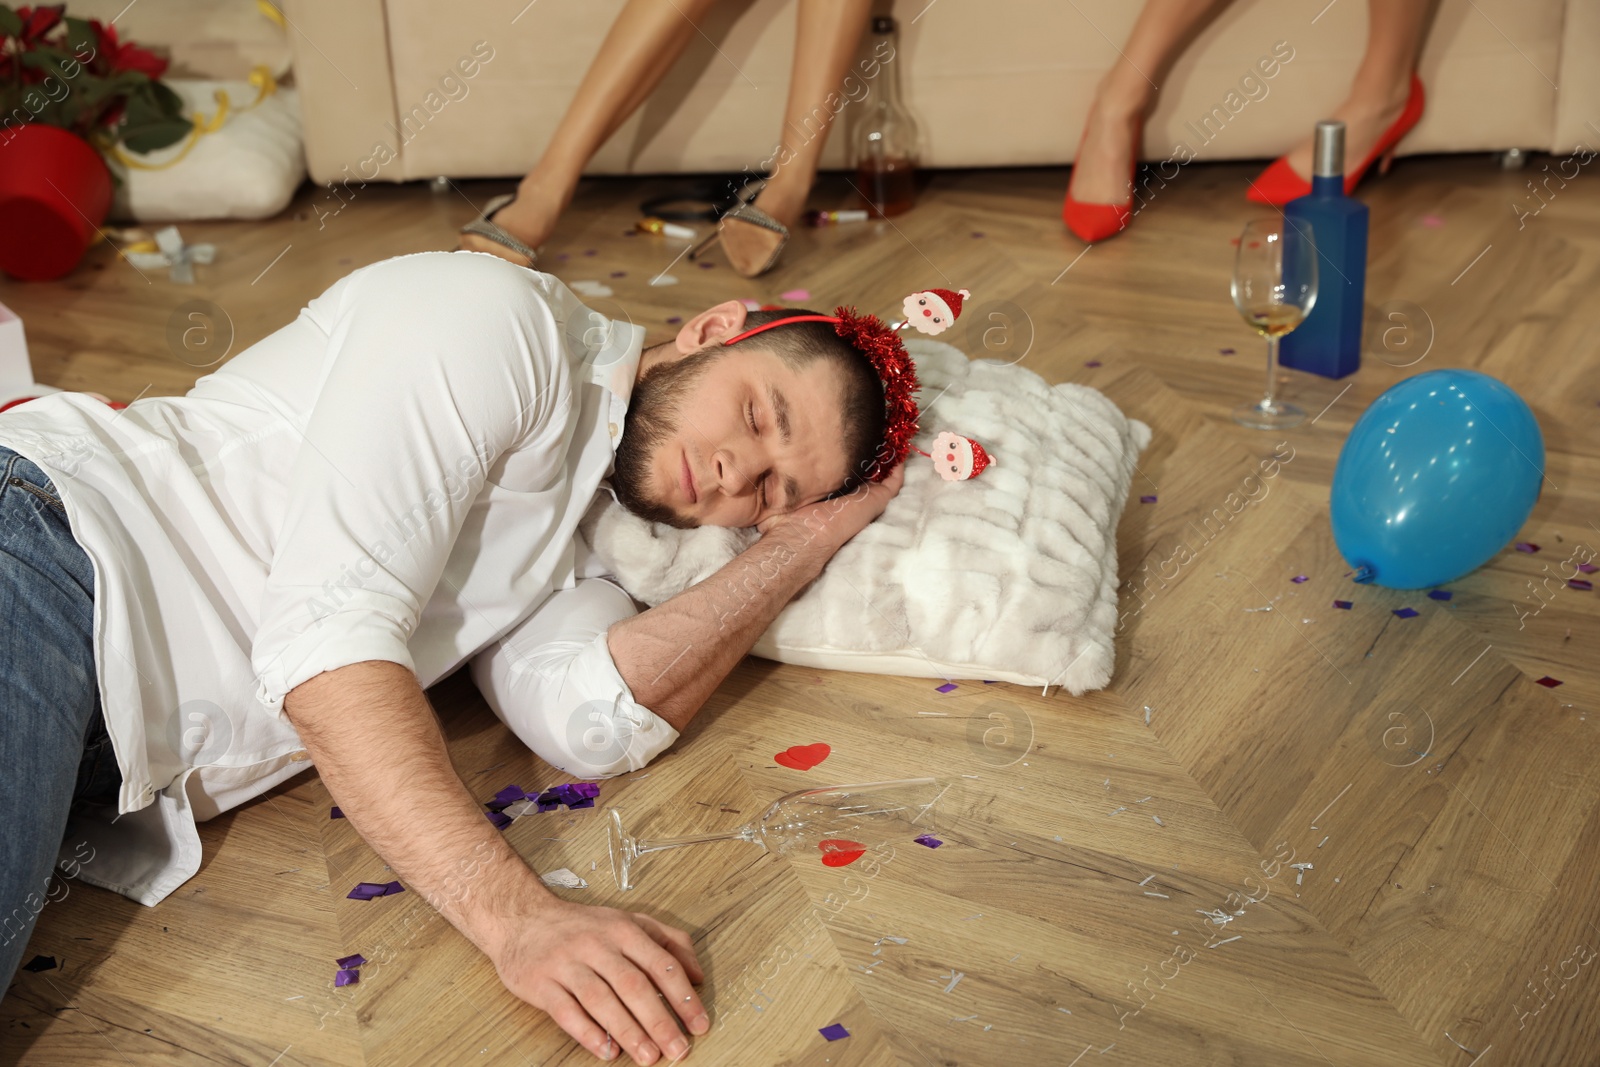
[720,0,873,273]
[460,0,720,261]
[1070,0,1229,205]
[1279,0,1433,177]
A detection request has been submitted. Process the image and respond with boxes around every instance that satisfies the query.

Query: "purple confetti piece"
[1578,562,1597,574]
[610,270,627,278]
[567,797,596,810]
[557,253,570,261]
[571,782,601,798]
[936,682,958,693]
[334,968,361,987]
[1139,495,1157,504]
[336,953,366,969]
[971,231,985,238]
[666,316,682,324]
[22,955,57,973]
[1291,575,1309,584]
[1536,676,1564,688]
[698,261,715,269]
[1219,348,1235,355]
[1333,600,1353,609]
[330,806,344,819]
[583,249,597,256]
[1516,542,1540,553]
[383,881,404,896]
[1570,578,1593,591]
[820,1023,851,1041]
[1085,360,1102,367]
[983,680,1000,684]
[347,882,389,901]
[914,835,944,848]
[1393,607,1419,619]
[1428,590,1453,601]
[486,810,513,831]
[492,784,527,807]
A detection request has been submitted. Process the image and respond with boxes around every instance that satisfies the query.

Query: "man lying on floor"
[0,250,907,1064]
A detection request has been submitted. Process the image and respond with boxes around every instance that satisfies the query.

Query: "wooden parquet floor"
[2,154,1598,1066]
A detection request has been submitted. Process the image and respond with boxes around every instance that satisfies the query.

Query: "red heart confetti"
[1516,542,1540,553]
[1536,676,1564,688]
[775,743,831,771]
[819,839,866,867]
[1570,579,1593,591]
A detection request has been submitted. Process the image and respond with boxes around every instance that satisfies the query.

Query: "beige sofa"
[282,0,1597,185]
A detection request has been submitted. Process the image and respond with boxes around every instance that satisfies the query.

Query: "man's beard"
[611,348,722,529]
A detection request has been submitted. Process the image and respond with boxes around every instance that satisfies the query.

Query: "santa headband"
[720,288,991,483]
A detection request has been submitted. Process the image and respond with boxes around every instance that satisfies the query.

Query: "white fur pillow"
[579,339,1151,694]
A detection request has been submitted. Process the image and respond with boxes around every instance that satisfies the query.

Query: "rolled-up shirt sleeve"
[469,577,679,778]
[252,253,557,715]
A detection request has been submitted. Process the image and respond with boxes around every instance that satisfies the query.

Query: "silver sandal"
[688,186,790,277]
[460,193,539,266]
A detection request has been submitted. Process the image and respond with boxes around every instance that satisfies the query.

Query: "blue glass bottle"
[1279,121,1367,379]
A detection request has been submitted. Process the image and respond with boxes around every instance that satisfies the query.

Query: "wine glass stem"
[633,827,758,857]
[1264,334,1281,409]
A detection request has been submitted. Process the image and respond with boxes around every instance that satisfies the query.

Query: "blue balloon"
[1330,369,1543,589]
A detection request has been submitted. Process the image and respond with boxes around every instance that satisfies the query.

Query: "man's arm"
[606,462,906,729]
[284,662,710,1066]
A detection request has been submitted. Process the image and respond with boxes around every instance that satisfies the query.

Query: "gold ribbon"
[256,1,287,29]
[109,65,279,171]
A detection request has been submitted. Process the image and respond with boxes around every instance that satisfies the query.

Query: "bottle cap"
[1313,120,1345,179]
[872,15,895,33]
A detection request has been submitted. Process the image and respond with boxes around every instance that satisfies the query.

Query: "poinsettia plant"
[0,3,189,153]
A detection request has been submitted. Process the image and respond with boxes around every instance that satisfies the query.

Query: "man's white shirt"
[0,251,677,905]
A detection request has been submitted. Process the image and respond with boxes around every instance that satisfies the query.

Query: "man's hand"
[755,459,906,546]
[283,661,709,1063]
[490,899,708,1064]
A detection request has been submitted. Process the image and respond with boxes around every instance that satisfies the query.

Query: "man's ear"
[675,299,749,355]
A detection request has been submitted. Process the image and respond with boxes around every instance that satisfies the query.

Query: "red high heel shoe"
[1247,72,1426,205]
[1062,115,1143,243]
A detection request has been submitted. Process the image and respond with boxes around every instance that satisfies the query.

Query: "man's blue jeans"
[0,446,122,999]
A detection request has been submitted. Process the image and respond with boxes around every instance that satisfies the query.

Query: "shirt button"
[608,421,619,438]
[289,750,311,762]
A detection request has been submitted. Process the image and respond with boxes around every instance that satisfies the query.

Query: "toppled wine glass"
[607,777,952,891]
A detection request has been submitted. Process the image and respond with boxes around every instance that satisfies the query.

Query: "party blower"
[608,777,953,891]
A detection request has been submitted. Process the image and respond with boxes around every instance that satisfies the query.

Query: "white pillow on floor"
[580,339,1151,694]
[110,81,305,222]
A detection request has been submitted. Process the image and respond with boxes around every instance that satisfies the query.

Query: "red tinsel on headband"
[830,305,921,481]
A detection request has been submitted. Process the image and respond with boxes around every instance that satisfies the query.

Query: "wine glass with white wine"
[1231,217,1318,429]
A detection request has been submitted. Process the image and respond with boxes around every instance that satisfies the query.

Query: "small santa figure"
[927,430,992,481]
[901,288,970,335]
